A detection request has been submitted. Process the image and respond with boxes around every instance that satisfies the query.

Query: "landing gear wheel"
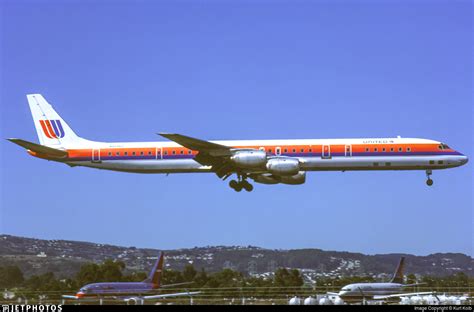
[242,181,254,192]
[229,180,242,192]
[229,180,238,189]
[425,170,433,187]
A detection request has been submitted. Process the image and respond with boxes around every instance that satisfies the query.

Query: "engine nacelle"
[252,173,279,184]
[280,171,306,185]
[230,150,267,168]
[252,171,306,185]
[266,157,300,176]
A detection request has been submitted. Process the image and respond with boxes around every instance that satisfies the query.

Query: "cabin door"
[345,145,352,157]
[92,149,101,163]
[322,145,331,159]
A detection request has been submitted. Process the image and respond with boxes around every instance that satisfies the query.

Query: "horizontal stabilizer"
[8,138,68,158]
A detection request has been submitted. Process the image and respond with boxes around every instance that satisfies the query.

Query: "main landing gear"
[229,175,254,192]
[426,170,434,186]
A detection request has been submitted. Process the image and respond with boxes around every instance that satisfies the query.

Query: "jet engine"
[252,171,306,185]
[280,171,306,185]
[266,157,300,176]
[230,150,267,168]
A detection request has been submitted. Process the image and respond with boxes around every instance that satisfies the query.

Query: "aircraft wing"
[161,282,195,288]
[62,295,79,299]
[373,291,434,300]
[141,291,201,300]
[158,133,232,157]
[158,133,245,178]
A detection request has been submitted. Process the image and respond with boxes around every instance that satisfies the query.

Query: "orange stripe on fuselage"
[63,143,450,160]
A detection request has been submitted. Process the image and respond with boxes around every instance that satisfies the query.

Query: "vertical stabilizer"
[390,257,405,284]
[144,252,164,287]
[26,94,90,147]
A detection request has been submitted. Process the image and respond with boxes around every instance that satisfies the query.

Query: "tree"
[0,266,24,288]
[274,268,303,287]
[183,264,197,281]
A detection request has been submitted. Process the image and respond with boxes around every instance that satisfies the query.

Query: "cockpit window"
[441,143,450,150]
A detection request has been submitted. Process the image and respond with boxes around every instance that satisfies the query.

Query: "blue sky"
[1,0,472,256]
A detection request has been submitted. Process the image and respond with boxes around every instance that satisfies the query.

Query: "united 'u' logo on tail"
[39,120,65,138]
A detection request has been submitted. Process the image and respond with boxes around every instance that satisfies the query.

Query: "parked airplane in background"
[62,252,200,304]
[328,257,432,303]
[9,94,468,191]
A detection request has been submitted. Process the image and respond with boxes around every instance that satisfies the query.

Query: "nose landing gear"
[426,170,434,186]
[229,175,254,192]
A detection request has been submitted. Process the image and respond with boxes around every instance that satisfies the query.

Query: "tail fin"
[143,252,164,287]
[390,257,405,284]
[27,94,90,148]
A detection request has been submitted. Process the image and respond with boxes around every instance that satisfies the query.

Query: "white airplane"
[9,94,468,191]
[328,257,434,304]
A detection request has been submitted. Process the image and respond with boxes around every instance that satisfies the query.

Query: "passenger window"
[374,148,378,152]
[132,152,136,156]
[429,160,435,165]
[407,147,411,152]
[309,149,312,153]
[284,149,288,153]
[164,151,168,155]
[124,152,128,156]
[172,150,176,155]
[365,147,369,152]
[390,148,394,152]
[180,150,184,154]
[108,152,112,156]
[292,149,296,153]
[148,151,152,155]
[399,147,402,152]
[188,150,192,154]
[438,160,443,164]
[300,148,304,153]
[382,148,386,152]
[140,151,144,155]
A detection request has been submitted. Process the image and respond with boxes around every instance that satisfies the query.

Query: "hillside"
[1,235,472,282]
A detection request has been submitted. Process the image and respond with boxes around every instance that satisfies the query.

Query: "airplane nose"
[459,155,468,165]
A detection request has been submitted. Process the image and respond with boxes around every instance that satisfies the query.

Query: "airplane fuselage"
[76,282,156,298]
[36,138,467,174]
[338,282,403,302]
